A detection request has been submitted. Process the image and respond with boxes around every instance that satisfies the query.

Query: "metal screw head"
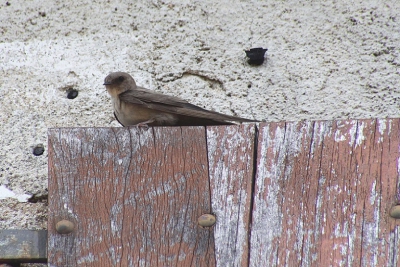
[390,205,400,219]
[56,220,74,234]
[198,214,216,227]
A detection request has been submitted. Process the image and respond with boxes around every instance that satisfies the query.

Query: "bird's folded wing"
[118,87,257,122]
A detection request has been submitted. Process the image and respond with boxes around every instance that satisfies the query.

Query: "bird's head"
[103,72,136,97]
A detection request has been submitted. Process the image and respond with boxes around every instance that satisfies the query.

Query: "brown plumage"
[103,72,259,127]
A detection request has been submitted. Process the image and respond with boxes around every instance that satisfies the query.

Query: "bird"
[103,72,259,127]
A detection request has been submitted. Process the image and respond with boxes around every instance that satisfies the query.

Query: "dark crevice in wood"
[247,124,259,267]
[204,126,213,214]
[204,125,217,266]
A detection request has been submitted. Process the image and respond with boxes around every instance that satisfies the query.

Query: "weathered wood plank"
[0,230,47,263]
[48,127,215,267]
[250,119,400,266]
[206,124,256,267]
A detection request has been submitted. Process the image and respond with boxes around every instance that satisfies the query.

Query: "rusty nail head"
[390,205,400,219]
[56,219,75,234]
[198,214,216,227]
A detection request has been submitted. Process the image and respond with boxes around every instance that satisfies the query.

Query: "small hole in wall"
[67,88,79,99]
[33,145,45,156]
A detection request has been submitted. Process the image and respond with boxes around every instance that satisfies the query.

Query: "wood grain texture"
[250,119,400,267]
[48,127,215,267]
[206,124,256,267]
[47,120,400,266]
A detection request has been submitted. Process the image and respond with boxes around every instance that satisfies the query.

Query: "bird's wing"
[118,87,257,122]
[114,112,125,126]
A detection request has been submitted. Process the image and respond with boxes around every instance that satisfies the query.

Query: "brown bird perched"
[103,72,259,127]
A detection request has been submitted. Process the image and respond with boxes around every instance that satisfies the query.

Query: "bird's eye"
[118,76,125,82]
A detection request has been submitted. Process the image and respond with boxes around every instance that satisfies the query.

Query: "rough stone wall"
[0,0,399,228]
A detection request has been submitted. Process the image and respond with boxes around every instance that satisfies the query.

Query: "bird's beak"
[103,81,112,85]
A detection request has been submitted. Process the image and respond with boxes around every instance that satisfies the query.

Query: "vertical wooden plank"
[48,127,215,267]
[206,124,256,267]
[249,121,313,266]
[250,119,400,266]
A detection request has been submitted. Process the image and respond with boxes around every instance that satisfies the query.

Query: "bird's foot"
[134,119,155,130]
[135,122,149,130]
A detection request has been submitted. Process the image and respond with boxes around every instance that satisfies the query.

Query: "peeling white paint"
[110,203,122,234]
[207,125,254,267]
[316,121,328,146]
[369,180,377,204]
[77,253,96,264]
[334,128,347,142]
[354,121,366,147]
[377,119,387,143]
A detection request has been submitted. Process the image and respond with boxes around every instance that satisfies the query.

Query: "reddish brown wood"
[206,124,256,266]
[250,119,400,267]
[48,127,215,267]
[47,120,400,266]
